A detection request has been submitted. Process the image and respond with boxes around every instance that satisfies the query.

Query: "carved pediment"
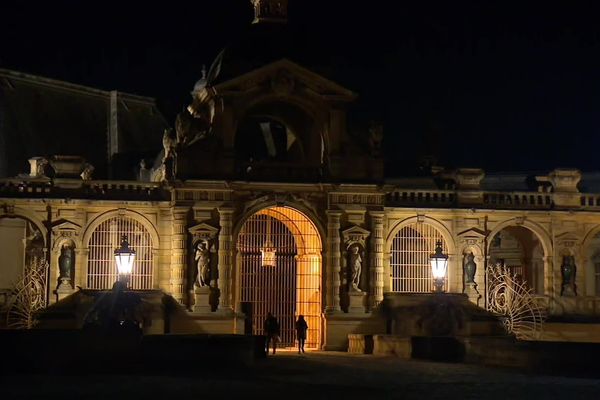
[457,228,486,246]
[188,222,219,241]
[214,59,357,101]
[51,220,82,250]
[51,220,81,235]
[342,225,370,247]
[555,232,580,248]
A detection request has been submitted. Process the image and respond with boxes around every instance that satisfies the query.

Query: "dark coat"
[295,318,308,339]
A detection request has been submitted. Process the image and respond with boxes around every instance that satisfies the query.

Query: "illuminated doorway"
[237,206,322,349]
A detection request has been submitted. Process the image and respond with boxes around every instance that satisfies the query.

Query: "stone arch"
[233,95,328,169]
[386,216,456,255]
[82,209,159,250]
[581,225,600,295]
[486,218,552,257]
[487,218,552,295]
[233,203,323,349]
[0,207,47,245]
[81,209,159,290]
[0,210,47,293]
[386,216,457,292]
[234,199,326,249]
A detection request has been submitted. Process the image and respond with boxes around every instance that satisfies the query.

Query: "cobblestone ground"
[2,351,600,399]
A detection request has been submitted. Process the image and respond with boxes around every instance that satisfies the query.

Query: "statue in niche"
[463,252,477,284]
[348,245,363,292]
[58,243,74,285]
[560,255,577,296]
[194,241,211,287]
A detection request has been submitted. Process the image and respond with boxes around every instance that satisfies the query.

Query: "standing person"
[295,315,309,354]
[263,312,280,355]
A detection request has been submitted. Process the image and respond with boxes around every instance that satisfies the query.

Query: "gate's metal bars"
[238,206,322,349]
[391,223,447,293]
[87,216,154,290]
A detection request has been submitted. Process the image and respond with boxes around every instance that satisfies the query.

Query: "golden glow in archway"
[237,206,322,349]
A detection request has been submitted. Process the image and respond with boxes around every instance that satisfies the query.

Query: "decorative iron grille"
[238,206,322,349]
[87,216,154,290]
[390,223,447,292]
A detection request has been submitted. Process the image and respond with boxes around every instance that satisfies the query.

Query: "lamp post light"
[114,235,136,288]
[430,240,448,293]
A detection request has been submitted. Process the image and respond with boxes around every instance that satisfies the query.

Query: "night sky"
[2,1,600,174]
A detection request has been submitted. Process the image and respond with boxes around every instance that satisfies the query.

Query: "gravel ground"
[2,351,600,399]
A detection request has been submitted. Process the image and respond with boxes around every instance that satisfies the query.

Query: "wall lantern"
[260,216,277,267]
[114,235,136,286]
[430,240,448,293]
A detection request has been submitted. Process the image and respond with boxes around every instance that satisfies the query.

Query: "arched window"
[87,216,154,290]
[390,223,447,292]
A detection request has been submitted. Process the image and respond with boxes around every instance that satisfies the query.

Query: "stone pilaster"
[326,210,342,312]
[170,209,187,304]
[369,211,384,310]
[546,255,556,297]
[217,207,234,312]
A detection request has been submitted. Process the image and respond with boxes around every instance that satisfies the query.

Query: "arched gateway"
[236,206,322,349]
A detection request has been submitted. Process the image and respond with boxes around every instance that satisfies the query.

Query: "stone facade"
[2,1,600,350]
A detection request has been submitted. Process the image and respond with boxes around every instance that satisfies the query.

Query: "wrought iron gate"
[238,207,321,349]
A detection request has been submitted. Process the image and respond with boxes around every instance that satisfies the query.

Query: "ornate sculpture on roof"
[80,163,94,181]
[28,157,48,178]
[160,128,177,181]
[251,0,288,24]
[174,65,214,146]
[368,122,383,157]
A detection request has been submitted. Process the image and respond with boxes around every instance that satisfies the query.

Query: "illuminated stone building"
[2,0,600,349]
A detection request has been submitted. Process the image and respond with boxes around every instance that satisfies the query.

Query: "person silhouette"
[263,312,280,355]
[295,315,309,354]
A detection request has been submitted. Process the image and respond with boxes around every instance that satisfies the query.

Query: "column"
[369,211,384,310]
[170,208,187,304]
[325,210,342,312]
[545,255,555,297]
[218,207,234,312]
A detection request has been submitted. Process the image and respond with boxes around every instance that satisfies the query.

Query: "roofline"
[0,68,158,104]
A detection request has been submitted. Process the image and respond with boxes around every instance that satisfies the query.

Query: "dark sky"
[2,0,600,174]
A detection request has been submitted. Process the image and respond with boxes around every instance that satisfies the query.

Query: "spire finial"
[251,0,288,24]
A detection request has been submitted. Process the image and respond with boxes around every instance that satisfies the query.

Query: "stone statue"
[463,252,477,284]
[349,245,363,292]
[368,122,384,156]
[194,241,211,287]
[58,243,74,284]
[561,255,577,296]
[80,163,94,181]
[161,129,177,180]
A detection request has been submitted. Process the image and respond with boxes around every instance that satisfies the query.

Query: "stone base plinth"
[464,283,481,306]
[193,286,211,313]
[55,283,74,302]
[373,335,412,358]
[323,311,386,351]
[347,291,367,314]
[348,333,374,354]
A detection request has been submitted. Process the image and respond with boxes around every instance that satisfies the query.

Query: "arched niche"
[234,205,323,349]
[488,225,546,295]
[386,216,456,293]
[582,226,600,296]
[234,99,325,175]
[0,214,46,294]
[81,210,159,290]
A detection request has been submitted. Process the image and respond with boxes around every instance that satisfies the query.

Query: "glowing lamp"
[260,239,277,267]
[114,235,136,285]
[429,240,448,293]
